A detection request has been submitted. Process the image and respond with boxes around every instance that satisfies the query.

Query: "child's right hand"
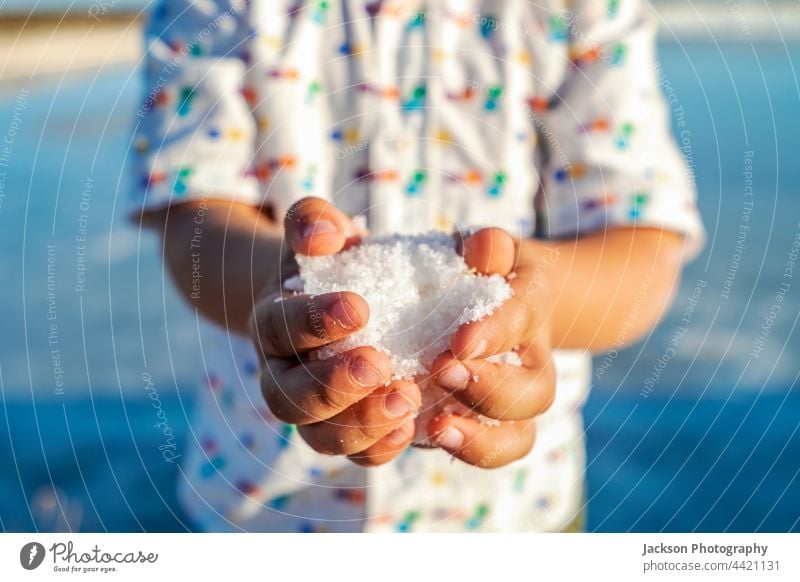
[249,197,422,466]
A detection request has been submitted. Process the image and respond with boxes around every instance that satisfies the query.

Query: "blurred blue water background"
[0,37,798,531]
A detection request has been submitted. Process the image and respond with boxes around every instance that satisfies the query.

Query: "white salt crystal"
[295,232,514,379]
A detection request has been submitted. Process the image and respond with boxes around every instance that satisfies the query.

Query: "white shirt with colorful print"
[133,0,704,532]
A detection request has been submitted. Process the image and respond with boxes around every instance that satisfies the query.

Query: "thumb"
[284,197,353,256]
[458,227,517,276]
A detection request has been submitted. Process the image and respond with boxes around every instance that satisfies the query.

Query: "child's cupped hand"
[250,197,555,468]
[425,227,556,466]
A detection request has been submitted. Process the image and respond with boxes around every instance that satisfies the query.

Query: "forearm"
[527,227,686,353]
[145,200,284,335]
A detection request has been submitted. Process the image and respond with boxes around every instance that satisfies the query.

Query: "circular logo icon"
[20,542,46,570]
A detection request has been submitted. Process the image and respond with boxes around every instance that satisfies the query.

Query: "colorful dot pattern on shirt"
[133,0,704,533]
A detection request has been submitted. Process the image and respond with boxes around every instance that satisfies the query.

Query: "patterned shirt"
[133,0,704,532]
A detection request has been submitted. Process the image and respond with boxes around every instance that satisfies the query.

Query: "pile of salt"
[295,232,514,379]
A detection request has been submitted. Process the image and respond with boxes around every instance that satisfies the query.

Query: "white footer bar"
[1,533,797,580]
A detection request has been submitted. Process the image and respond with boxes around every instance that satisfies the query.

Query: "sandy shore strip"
[1,2,799,90]
[652,1,800,42]
[0,16,143,87]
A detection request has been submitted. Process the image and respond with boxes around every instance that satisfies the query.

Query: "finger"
[457,227,517,276]
[284,197,353,256]
[298,381,420,456]
[348,418,416,467]
[251,291,368,358]
[427,414,536,468]
[430,352,555,421]
[449,277,533,360]
[261,346,392,425]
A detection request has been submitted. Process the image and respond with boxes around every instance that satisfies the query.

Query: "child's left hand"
[426,227,557,468]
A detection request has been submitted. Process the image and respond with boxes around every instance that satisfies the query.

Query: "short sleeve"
[537,0,705,260]
[131,0,260,216]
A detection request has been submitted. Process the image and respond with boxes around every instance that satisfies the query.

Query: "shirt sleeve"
[536,0,705,261]
[131,0,260,216]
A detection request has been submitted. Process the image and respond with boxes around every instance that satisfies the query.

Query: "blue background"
[0,34,798,531]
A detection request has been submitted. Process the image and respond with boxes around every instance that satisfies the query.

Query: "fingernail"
[387,418,415,445]
[350,357,383,387]
[436,426,464,450]
[329,298,360,330]
[437,363,470,390]
[464,339,487,360]
[384,389,414,418]
[301,219,338,240]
